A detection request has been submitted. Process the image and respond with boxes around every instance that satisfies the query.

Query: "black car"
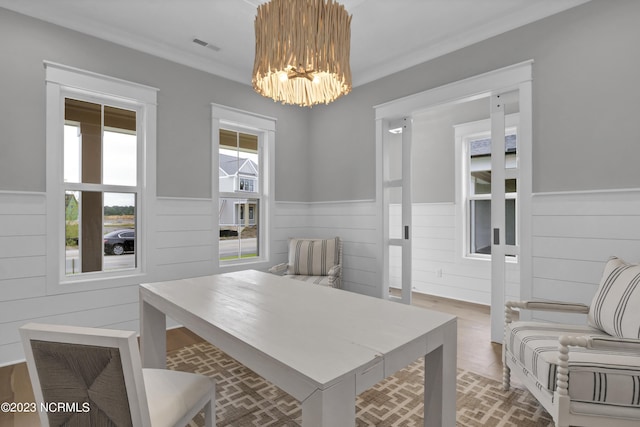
[104,229,135,255]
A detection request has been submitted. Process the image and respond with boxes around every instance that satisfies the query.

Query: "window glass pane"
[103,129,137,186]
[81,191,103,272]
[469,173,517,195]
[103,106,136,186]
[65,191,136,275]
[388,186,403,239]
[219,128,261,263]
[384,127,403,182]
[219,130,259,193]
[65,99,102,184]
[505,134,517,169]
[65,190,102,274]
[65,191,80,274]
[471,169,491,195]
[220,129,258,151]
[103,192,136,270]
[506,199,516,246]
[64,125,81,183]
[389,245,403,289]
[469,200,491,255]
[469,199,517,255]
[468,137,517,196]
[219,198,259,261]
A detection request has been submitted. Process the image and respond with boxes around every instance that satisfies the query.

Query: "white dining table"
[139,270,457,427]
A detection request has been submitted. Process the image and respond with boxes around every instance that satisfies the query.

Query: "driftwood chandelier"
[252,0,352,107]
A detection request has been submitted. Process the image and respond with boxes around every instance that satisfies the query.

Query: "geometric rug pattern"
[167,341,553,427]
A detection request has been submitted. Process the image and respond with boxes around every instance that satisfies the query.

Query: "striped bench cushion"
[287,237,339,276]
[588,257,640,339]
[507,321,640,408]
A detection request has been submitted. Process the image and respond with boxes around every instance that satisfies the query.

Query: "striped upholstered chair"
[20,323,215,427]
[269,237,342,288]
[503,256,640,426]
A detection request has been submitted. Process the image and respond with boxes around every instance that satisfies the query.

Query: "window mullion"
[220,191,260,199]
[469,194,491,201]
[64,182,138,193]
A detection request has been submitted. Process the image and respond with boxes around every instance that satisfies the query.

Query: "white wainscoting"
[0,192,46,303]
[531,189,640,323]
[152,197,215,282]
[0,191,141,365]
[273,200,380,296]
[391,203,520,306]
[0,194,381,366]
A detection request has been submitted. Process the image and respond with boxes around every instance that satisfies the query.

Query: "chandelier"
[252,0,352,107]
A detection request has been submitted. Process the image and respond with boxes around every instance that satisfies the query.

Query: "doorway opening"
[375,61,533,342]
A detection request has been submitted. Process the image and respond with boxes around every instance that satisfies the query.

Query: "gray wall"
[0,8,311,202]
[412,98,488,203]
[308,0,640,201]
[2,0,639,203]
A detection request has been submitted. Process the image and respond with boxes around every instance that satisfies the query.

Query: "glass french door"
[490,89,521,342]
[375,62,532,343]
[383,117,412,304]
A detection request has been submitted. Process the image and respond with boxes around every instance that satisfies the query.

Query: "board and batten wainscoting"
[0,191,139,366]
[0,195,381,366]
[389,202,520,306]
[155,198,381,296]
[153,197,216,282]
[531,188,640,324]
[3,188,640,365]
[273,200,379,296]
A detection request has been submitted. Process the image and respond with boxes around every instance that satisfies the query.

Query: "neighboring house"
[218,153,258,228]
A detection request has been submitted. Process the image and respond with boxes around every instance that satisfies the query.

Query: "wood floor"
[410,292,504,380]
[0,292,503,427]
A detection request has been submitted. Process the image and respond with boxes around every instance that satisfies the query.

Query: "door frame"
[374,61,533,342]
[380,117,413,304]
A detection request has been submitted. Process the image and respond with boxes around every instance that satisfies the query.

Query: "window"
[455,114,518,260]
[213,105,274,267]
[239,178,255,192]
[64,99,138,274]
[46,62,157,290]
[218,129,261,262]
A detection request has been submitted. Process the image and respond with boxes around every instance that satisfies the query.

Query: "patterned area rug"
[167,342,553,427]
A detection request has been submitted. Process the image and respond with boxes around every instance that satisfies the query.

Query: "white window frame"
[45,62,157,294]
[454,113,519,263]
[212,104,275,270]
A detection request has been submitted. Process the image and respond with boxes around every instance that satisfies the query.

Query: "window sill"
[48,271,147,295]
[461,254,519,264]
[218,258,271,273]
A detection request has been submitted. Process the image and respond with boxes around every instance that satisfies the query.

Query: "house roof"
[219,153,258,177]
[470,134,517,157]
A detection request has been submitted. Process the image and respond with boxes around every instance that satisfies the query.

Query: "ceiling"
[0,0,589,87]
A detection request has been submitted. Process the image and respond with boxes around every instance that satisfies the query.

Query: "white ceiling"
[0,0,589,87]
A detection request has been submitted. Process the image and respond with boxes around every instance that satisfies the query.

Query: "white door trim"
[374,61,533,341]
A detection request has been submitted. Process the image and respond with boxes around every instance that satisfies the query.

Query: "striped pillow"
[287,238,339,276]
[588,257,640,338]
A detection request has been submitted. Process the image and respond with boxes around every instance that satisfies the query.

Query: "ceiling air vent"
[192,38,221,52]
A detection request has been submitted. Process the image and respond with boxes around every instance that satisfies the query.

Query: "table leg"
[140,297,167,369]
[301,375,356,427]
[424,320,457,427]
